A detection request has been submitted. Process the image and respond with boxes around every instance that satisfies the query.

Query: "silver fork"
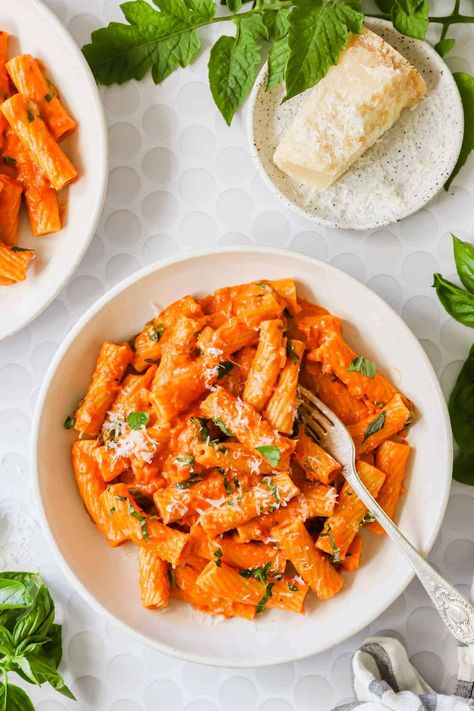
[298,385,474,645]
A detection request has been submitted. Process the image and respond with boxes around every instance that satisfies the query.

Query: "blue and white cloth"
[333,637,474,710]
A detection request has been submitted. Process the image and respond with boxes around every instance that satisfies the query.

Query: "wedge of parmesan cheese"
[273,28,426,191]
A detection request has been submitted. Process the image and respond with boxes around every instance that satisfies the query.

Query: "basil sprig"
[0,572,74,707]
[433,236,474,327]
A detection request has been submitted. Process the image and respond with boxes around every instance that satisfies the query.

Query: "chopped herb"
[176,474,204,489]
[168,567,176,588]
[212,418,234,437]
[175,454,194,466]
[255,445,281,467]
[222,473,232,495]
[320,524,341,563]
[375,401,385,408]
[110,506,116,514]
[116,496,149,540]
[213,548,223,567]
[11,246,30,252]
[63,414,75,429]
[226,495,242,507]
[127,411,149,430]
[262,477,280,503]
[44,91,54,102]
[149,323,164,342]
[239,562,271,584]
[288,582,298,592]
[191,416,212,442]
[363,412,386,442]
[217,360,234,379]
[26,109,35,122]
[255,281,270,290]
[348,355,377,378]
[360,511,376,526]
[267,504,278,514]
[256,583,274,613]
[286,340,300,364]
[2,155,16,167]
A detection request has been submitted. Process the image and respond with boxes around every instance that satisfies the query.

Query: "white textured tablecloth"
[0,1,473,709]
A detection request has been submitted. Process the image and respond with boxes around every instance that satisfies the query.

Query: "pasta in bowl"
[33,248,451,665]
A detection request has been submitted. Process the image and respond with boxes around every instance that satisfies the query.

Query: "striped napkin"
[333,637,474,710]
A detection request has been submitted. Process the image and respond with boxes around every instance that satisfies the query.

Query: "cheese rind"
[273,28,427,191]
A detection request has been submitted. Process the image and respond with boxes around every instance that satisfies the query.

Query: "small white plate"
[248,20,464,230]
[33,248,452,667]
[0,0,108,341]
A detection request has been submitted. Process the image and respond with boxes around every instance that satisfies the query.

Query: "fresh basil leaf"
[348,355,376,378]
[208,13,266,125]
[127,411,150,429]
[2,684,34,711]
[448,344,474,456]
[432,273,474,328]
[255,445,281,467]
[284,0,363,102]
[434,37,455,58]
[21,655,75,699]
[453,451,474,485]
[216,361,234,379]
[190,416,212,442]
[452,234,474,294]
[82,0,212,85]
[0,580,32,611]
[256,582,273,613]
[374,0,394,10]
[262,476,280,502]
[13,583,54,645]
[63,415,75,430]
[149,323,164,342]
[0,627,14,656]
[212,418,234,436]
[391,0,428,39]
[239,561,271,584]
[175,474,204,488]
[286,340,299,364]
[362,412,386,442]
[446,73,474,190]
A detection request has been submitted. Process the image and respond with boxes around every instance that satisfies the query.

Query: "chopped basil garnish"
[348,355,377,378]
[286,340,299,364]
[262,477,280,503]
[63,415,75,429]
[26,109,35,122]
[360,511,376,526]
[175,454,195,466]
[288,581,298,592]
[191,416,211,442]
[116,496,149,540]
[239,562,271,585]
[255,445,281,467]
[363,412,386,442]
[176,474,203,489]
[11,246,30,252]
[212,418,234,437]
[3,155,16,167]
[216,361,234,379]
[320,524,341,563]
[110,506,116,514]
[127,411,149,430]
[222,473,232,495]
[44,91,54,102]
[255,281,270,290]
[168,567,176,588]
[256,583,273,613]
[149,323,164,342]
[213,548,223,567]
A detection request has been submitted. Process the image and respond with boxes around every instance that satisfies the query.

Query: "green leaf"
[82,0,211,86]
[362,412,386,442]
[453,451,474,485]
[256,582,273,613]
[175,474,204,488]
[284,0,363,102]
[22,655,75,699]
[374,0,394,10]
[348,355,377,378]
[239,561,271,584]
[12,583,54,645]
[448,344,474,456]
[286,340,300,364]
[127,411,150,429]
[446,73,474,190]
[3,684,34,711]
[0,581,32,611]
[432,273,474,328]
[391,0,428,40]
[212,418,234,436]
[175,454,194,466]
[149,323,164,342]
[255,445,281,467]
[0,627,14,656]
[216,361,234,379]
[208,14,266,125]
[63,415,75,430]
[452,235,474,294]
[434,38,455,58]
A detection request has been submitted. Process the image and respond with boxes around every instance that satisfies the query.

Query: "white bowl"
[33,248,452,667]
[248,20,464,230]
[0,0,108,340]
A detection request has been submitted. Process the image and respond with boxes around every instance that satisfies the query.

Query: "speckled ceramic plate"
[248,19,464,231]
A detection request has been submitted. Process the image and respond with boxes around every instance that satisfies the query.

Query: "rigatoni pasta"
[68,279,415,619]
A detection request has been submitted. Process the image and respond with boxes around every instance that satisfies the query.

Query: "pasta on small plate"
[33,248,451,666]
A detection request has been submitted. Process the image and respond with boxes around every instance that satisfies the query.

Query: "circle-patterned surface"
[0,0,473,708]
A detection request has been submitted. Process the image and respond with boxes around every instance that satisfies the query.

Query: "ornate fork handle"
[345,463,474,645]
